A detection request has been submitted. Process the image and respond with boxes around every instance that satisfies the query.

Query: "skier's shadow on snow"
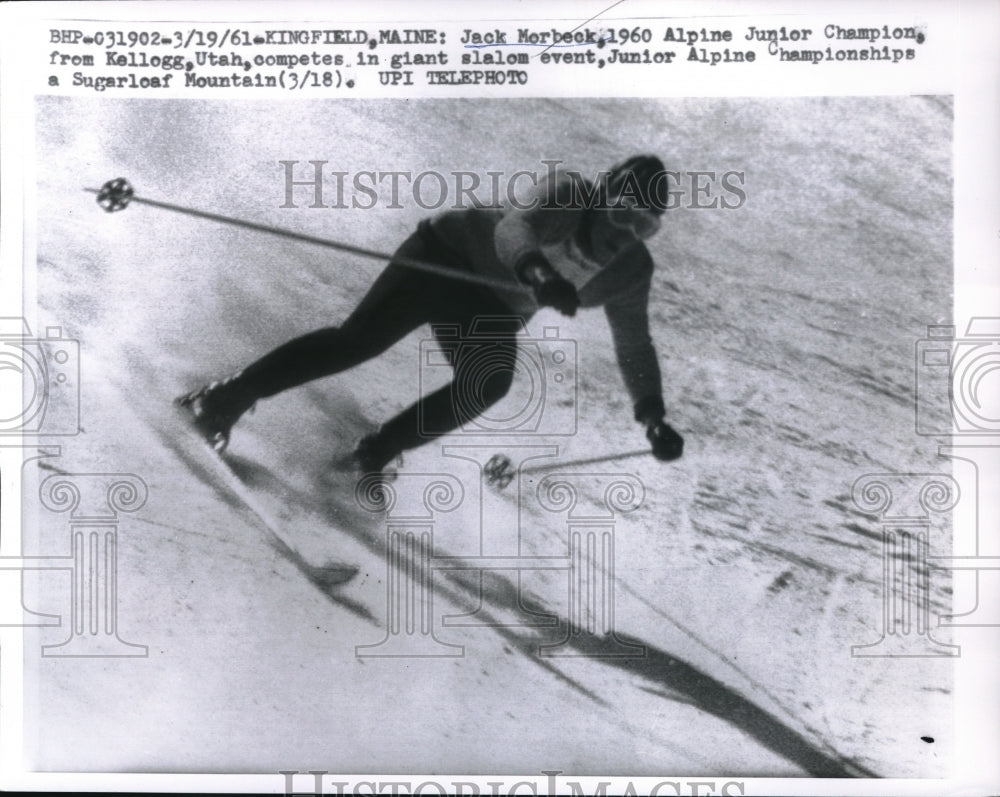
[222,392,874,777]
[300,469,875,777]
[422,561,874,778]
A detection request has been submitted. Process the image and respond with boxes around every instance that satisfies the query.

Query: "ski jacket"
[428,170,663,414]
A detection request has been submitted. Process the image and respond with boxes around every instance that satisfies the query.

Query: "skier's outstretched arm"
[604,245,684,462]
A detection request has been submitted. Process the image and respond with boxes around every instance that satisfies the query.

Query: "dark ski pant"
[237,220,523,455]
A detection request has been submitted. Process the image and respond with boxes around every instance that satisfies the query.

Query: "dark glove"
[646,420,684,461]
[633,395,683,461]
[517,254,580,317]
[533,276,580,317]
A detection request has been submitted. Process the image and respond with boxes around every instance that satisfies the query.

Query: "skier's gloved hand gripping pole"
[515,252,581,317]
[634,395,684,462]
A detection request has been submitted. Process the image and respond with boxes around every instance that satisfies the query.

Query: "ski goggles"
[604,196,662,240]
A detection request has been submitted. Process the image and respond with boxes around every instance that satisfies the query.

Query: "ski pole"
[521,448,649,474]
[85,178,530,294]
[484,449,650,489]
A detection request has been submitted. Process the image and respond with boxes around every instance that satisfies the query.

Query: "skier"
[178,154,685,473]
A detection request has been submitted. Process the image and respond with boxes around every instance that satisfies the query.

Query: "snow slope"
[24,96,953,777]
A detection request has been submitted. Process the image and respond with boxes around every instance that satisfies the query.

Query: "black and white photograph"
[1,2,998,795]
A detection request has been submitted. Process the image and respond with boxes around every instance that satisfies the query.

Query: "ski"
[166,394,360,593]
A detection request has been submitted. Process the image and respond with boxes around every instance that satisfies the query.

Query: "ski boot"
[353,431,403,477]
[176,373,256,453]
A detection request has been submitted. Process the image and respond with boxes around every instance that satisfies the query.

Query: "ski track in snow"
[26,96,953,776]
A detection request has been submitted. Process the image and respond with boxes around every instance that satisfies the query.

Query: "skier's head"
[606,154,669,216]
[594,154,667,244]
